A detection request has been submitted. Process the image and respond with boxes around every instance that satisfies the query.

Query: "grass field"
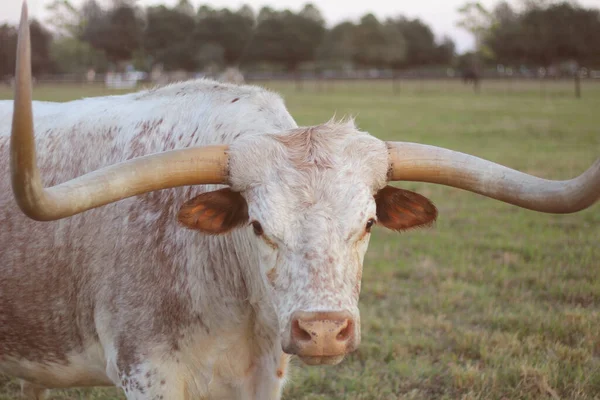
[1,79,599,399]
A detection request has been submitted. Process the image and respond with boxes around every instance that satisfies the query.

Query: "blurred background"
[0,0,599,95]
[1,1,599,399]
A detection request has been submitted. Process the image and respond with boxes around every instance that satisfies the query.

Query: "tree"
[382,23,408,68]
[196,43,225,69]
[389,17,437,67]
[247,9,288,67]
[45,0,83,37]
[0,20,54,77]
[317,21,356,66]
[352,14,406,68]
[434,36,456,65]
[0,24,17,78]
[175,0,195,16]
[485,3,525,64]
[282,5,326,69]
[456,1,494,59]
[521,0,560,11]
[249,5,325,71]
[318,13,452,69]
[493,1,517,24]
[194,6,255,67]
[81,3,143,64]
[30,20,55,75]
[144,5,197,71]
[485,2,600,67]
[522,3,600,66]
[105,5,144,63]
[79,0,104,41]
[238,4,255,21]
[51,36,108,73]
[299,3,324,24]
[256,6,276,23]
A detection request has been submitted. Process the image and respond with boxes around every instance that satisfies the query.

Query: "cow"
[1,4,599,400]
[461,68,481,92]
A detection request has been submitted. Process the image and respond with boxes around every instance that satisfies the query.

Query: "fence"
[4,70,600,99]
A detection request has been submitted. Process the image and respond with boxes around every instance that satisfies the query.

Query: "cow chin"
[298,355,346,366]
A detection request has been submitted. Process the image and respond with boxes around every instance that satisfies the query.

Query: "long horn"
[387,142,599,214]
[11,2,228,221]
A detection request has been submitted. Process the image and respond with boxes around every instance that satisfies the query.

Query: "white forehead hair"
[228,118,390,196]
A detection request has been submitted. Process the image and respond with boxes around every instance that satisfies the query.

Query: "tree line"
[458,1,600,74]
[0,0,599,79]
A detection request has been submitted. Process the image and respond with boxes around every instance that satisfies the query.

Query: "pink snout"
[283,311,359,365]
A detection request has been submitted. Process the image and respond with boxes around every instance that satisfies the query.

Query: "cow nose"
[288,311,357,363]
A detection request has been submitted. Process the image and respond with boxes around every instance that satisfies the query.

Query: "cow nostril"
[336,320,352,341]
[292,319,312,342]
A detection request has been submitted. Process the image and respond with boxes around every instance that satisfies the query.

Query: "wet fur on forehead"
[228,119,389,194]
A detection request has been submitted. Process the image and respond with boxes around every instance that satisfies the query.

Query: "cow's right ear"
[374,185,437,231]
[177,188,249,234]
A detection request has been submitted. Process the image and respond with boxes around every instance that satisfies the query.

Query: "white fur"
[2,344,112,388]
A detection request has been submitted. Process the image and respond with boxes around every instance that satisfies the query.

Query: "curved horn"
[11,2,228,221]
[387,142,599,214]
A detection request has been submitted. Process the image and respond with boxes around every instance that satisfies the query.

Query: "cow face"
[178,121,437,365]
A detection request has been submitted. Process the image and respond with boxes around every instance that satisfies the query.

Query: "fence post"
[316,70,323,92]
[574,71,581,99]
[295,70,303,92]
[392,70,400,94]
[539,76,546,98]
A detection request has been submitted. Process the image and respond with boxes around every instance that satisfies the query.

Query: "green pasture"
[1,79,599,399]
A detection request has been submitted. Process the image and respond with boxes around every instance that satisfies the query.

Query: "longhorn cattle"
[1,4,599,400]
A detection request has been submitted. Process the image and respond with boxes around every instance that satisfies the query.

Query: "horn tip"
[20,1,28,24]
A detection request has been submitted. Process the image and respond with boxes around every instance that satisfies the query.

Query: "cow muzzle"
[283,310,359,365]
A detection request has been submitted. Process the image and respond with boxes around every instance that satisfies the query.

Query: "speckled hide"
[0,79,416,399]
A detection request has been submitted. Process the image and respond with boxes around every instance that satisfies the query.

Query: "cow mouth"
[298,355,346,366]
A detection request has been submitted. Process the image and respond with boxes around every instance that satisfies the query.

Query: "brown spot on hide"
[267,268,278,285]
[262,234,278,250]
[276,353,290,379]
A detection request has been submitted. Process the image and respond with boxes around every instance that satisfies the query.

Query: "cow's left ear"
[178,188,249,234]
[374,185,437,231]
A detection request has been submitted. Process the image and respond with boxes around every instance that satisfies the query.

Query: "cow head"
[176,121,437,364]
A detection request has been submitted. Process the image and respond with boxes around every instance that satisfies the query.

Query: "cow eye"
[251,221,264,236]
[365,218,376,232]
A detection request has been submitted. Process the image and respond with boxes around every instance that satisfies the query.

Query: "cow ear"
[178,188,249,234]
[374,185,437,231]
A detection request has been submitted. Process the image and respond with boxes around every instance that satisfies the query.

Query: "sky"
[1,0,599,53]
